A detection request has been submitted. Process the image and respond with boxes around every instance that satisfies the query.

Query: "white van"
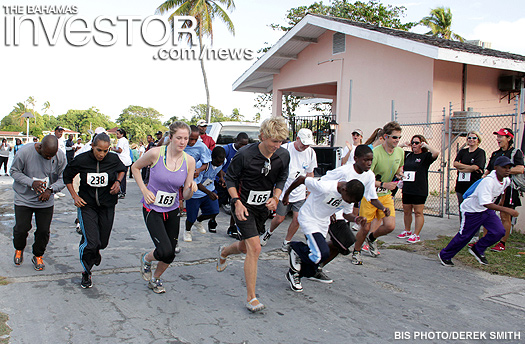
[206,121,260,145]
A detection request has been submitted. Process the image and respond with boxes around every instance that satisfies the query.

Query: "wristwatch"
[230,197,240,205]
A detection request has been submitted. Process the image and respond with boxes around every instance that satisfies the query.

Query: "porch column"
[272,89,283,117]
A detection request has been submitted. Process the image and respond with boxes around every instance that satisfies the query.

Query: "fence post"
[391,100,395,122]
[520,87,525,149]
[445,106,451,217]
[440,107,446,217]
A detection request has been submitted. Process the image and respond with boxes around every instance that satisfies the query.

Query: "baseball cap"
[352,129,363,136]
[196,119,208,127]
[493,128,514,138]
[297,128,315,146]
[494,156,514,167]
[55,126,64,131]
[155,130,163,136]
[94,127,106,134]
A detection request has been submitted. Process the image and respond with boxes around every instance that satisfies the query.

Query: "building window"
[333,32,345,54]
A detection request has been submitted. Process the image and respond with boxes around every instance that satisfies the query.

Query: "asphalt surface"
[0,175,523,343]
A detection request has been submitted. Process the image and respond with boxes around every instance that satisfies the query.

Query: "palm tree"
[26,96,37,124]
[42,101,52,120]
[421,7,464,42]
[156,0,235,123]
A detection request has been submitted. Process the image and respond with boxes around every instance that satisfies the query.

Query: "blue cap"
[494,156,513,167]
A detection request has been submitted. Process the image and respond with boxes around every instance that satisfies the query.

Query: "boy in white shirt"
[438,156,518,266]
[282,177,365,292]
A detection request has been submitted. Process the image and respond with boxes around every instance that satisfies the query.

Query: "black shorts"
[328,220,356,256]
[495,186,521,208]
[402,193,427,205]
[232,204,269,240]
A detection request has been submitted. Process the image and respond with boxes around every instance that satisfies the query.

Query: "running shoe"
[56,192,66,197]
[31,256,45,271]
[467,242,476,248]
[216,245,227,272]
[227,225,239,239]
[183,231,192,242]
[140,253,152,281]
[397,231,412,239]
[307,268,333,284]
[490,242,505,252]
[438,252,454,267]
[148,279,166,294]
[468,246,488,265]
[14,249,23,266]
[174,244,181,254]
[362,244,369,252]
[288,246,301,273]
[286,269,303,292]
[366,236,380,257]
[407,234,420,244]
[81,272,93,289]
[259,230,272,246]
[194,222,206,234]
[281,240,290,252]
[208,218,217,233]
[351,250,363,265]
[76,223,82,235]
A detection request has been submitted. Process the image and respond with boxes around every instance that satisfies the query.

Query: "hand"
[282,194,290,205]
[234,201,249,221]
[32,180,47,194]
[208,192,218,201]
[193,171,200,179]
[355,216,367,227]
[143,189,156,204]
[383,181,398,190]
[38,189,52,202]
[330,214,337,224]
[73,195,87,207]
[382,207,391,217]
[421,142,429,149]
[109,182,120,195]
[509,209,520,217]
[345,141,352,150]
[266,197,278,211]
[219,178,226,188]
[190,181,198,193]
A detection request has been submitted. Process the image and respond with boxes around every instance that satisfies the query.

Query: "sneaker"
[183,231,192,242]
[81,272,93,289]
[31,256,45,271]
[438,252,454,267]
[468,246,488,265]
[362,244,369,252]
[118,193,126,199]
[194,222,206,234]
[174,244,181,254]
[490,242,505,252]
[281,240,290,252]
[56,192,66,197]
[14,249,23,266]
[140,253,152,281]
[259,230,272,246]
[397,231,412,239]
[288,246,301,273]
[307,268,333,284]
[54,194,60,199]
[286,270,303,292]
[76,223,82,235]
[366,236,380,257]
[351,250,363,265]
[208,218,217,233]
[148,279,166,294]
[467,242,476,248]
[407,234,420,243]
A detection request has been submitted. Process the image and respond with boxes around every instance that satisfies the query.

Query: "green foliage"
[163,115,181,127]
[0,99,57,138]
[189,104,228,123]
[254,93,303,122]
[116,105,166,142]
[230,108,244,121]
[420,6,464,42]
[57,107,116,137]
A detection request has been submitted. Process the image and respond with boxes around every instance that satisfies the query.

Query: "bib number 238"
[247,190,271,205]
[154,190,177,207]
[87,173,108,187]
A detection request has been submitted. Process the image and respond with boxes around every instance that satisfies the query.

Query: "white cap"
[196,119,208,127]
[352,129,363,136]
[94,127,106,134]
[297,128,315,146]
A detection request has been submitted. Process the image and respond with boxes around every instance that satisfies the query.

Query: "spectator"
[196,119,216,150]
[397,135,439,243]
[154,131,163,146]
[54,126,66,155]
[141,135,156,183]
[364,128,384,149]
[73,138,84,157]
[111,128,132,198]
[14,139,23,156]
[65,134,75,164]
[130,143,140,178]
[0,138,11,176]
[138,141,146,158]
[33,137,39,142]
[453,131,485,223]
[482,128,524,252]
[341,129,363,165]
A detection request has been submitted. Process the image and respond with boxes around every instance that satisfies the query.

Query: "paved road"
[0,175,523,343]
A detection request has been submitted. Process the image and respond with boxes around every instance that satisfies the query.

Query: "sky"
[1,0,524,126]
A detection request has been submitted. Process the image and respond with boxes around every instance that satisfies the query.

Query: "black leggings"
[0,156,8,173]
[143,207,180,264]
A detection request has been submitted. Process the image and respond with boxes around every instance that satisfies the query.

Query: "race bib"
[458,172,471,182]
[154,190,177,207]
[87,173,109,187]
[247,190,271,205]
[324,195,343,208]
[404,171,416,182]
[202,178,213,187]
[32,177,49,185]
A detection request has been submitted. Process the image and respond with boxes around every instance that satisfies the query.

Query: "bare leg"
[368,218,380,234]
[500,212,512,243]
[413,204,425,236]
[354,222,371,251]
[403,204,413,232]
[284,211,300,242]
[269,214,285,233]
[243,237,262,304]
[371,216,396,238]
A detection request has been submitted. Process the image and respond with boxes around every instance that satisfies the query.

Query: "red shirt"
[200,134,216,150]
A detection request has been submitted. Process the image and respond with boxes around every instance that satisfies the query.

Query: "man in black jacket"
[63,133,126,288]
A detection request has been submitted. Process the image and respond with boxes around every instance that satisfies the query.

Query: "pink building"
[233,14,525,146]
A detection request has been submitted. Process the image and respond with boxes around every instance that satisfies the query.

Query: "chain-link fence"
[290,114,336,145]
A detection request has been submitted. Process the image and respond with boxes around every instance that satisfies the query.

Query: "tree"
[189,104,229,123]
[420,6,464,42]
[116,105,165,142]
[163,115,181,127]
[156,0,236,123]
[230,108,244,121]
[42,101,52,120]
[57,107,116,136]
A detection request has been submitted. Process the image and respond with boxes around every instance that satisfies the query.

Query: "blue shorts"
[186,194,220,223]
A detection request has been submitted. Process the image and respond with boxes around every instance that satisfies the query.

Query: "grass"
[0,312,11,344]
[0,277,9,286]
[389,231,525,279]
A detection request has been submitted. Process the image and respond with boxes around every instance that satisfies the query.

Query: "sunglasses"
[261,158,272,176]
[388,135,402,140]
[467,136,478,140]
[411,141,421,145]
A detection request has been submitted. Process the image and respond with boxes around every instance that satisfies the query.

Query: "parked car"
[206,121,260,145]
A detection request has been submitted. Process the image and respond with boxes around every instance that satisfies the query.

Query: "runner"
[352,121,404,265]
[216,117,289,313]
[260,128,317,251]
[132,121,197,294]
[185,146,226,237]
[63,133,126,288]
[283,177,364,292]
[10,135,66,271]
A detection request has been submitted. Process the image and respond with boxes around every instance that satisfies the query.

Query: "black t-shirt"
[225,143,290,211]
[65,139,75,161]
[454,147,486,193]
[486,147,524,172]
[402,151,437,196]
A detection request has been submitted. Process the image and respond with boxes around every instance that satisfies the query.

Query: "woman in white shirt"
[111,128,132,198]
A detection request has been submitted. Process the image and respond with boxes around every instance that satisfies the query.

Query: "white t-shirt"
[460,170,510,213]
[116,137,132,166]
[72,143,84,157]
[54,135,66,155]
[139,145,146,157]
[298,178,354,237]
[342,144,357,165]
[280,142,318,202]
[321,163,377,201]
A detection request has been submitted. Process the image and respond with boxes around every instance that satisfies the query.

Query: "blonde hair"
[259,116,288,141]
[468,131,482,144]
[169,121,191,138]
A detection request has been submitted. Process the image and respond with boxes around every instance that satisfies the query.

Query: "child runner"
[438,156,518,266]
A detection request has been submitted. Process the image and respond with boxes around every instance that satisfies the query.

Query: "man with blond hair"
[217,116,290,313]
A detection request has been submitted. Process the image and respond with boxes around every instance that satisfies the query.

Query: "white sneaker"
[194,221,206,234]
[260,230,272,246]
[54,194,60,199]
[183,231,192,242]
[56,192,66,197]
[281,240,290,252]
